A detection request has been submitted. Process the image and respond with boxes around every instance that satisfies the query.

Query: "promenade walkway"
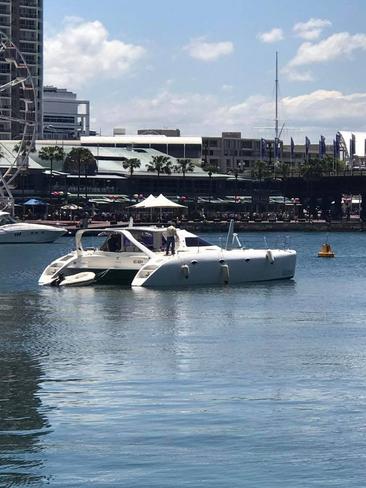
[26,218,366,234]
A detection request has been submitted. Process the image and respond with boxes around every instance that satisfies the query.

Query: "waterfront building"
[43,86,90,140]
[81,135,202,165]
[0,0,43,139]
[203,133,263,173]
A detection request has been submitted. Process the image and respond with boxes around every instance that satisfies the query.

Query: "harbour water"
[1,232,366,487]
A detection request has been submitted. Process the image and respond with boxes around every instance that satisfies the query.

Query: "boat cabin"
[77,226,217,255]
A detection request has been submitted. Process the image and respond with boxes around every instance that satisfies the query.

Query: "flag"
[350,134,356,156]
[260,138,267,160]
[305,136,310,159]
[335,132,341,157]
[319,135,326,159]
[290,137,295,160]
[274,138,281,160]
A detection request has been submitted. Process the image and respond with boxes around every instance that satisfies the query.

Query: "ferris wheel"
[0,31,37,213]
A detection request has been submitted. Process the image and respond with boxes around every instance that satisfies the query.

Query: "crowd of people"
[19,201,359,227]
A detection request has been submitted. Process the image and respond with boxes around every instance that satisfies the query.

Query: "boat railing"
[229,234,292,250]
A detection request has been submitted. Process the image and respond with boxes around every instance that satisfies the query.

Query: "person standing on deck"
[165,223,178,255]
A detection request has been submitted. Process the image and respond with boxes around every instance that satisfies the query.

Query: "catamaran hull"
[132,250,297,288]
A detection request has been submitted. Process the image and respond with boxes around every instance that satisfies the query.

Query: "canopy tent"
[131,194,157,208]
[145,194,186,208]
[131,193,186,222]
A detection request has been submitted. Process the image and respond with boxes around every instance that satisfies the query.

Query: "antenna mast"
[275,51,279,140]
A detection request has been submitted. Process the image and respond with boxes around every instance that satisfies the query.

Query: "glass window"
[185,237,214,247]
[151,144,168,154]
[185,144,201,158]
[167,144,184,158]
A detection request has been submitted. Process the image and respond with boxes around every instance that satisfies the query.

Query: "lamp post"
[234,169,239,220]
[208,170,212,204]
[77,152,81,207]
[45,125,58,199]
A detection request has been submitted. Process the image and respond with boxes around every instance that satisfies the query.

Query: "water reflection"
[0,353,49,486]
[0,294,51,486]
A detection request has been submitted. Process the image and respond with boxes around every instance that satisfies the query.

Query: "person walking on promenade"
[165,222,178,255]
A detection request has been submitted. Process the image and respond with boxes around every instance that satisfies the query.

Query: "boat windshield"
[185,236,214,247]
[99,230,164,253]
[0,214,16,226]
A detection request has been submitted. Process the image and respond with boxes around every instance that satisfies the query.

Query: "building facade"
[203,133,269,173]
[0,0,43,139]
[43,86,90,140]
[203,133,336,174]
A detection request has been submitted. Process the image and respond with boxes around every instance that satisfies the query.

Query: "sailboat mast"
[275,51,279,140]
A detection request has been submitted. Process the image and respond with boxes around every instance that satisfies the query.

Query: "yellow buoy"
[318,242,335,258]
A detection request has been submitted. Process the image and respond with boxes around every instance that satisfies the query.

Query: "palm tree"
[64,148,97,204]
[146,155,172,177]
[122,157,141,176]
[174,158,195,194]
[174,158,195,177]
[203,164,217,203]
[63,148,97,175]
[39,145,65,197]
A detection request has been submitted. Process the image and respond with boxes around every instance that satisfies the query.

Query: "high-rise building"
[0,0,43,140]
[43,86,90,140]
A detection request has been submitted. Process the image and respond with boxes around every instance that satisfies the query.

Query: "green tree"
[38,145,65,173]
[122,157,141,176]
[276,162,290,179]
[301,156,333,178]
[202,164,217,203]
[174,158,195,194]
[13,140,36,155]
[63,148,97,175]
[174,158,195,177]
[39,146,66,197]
[251,160,271,181]
[147,155,172,176]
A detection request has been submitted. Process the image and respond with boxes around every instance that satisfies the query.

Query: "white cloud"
[183,37,234,61]
[284,31,366,81]
[94,88,366,140]
[257,28,284,44]
[288,32,366,67]
[282,89,366,123]
[282,69,314,82]
[44,19,146,88]
[293,18,331,40]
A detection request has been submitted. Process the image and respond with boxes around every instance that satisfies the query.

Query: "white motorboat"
[0,211,67,244]
[39,223,296,288]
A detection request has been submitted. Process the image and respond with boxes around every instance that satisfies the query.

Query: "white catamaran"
[39,223,296,288]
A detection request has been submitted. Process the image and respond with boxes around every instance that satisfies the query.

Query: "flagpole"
[275,51,279,140]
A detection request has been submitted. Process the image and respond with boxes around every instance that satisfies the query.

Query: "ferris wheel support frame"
[0,31,37,214]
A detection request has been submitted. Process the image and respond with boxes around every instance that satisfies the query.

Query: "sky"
[44,0,366,143]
